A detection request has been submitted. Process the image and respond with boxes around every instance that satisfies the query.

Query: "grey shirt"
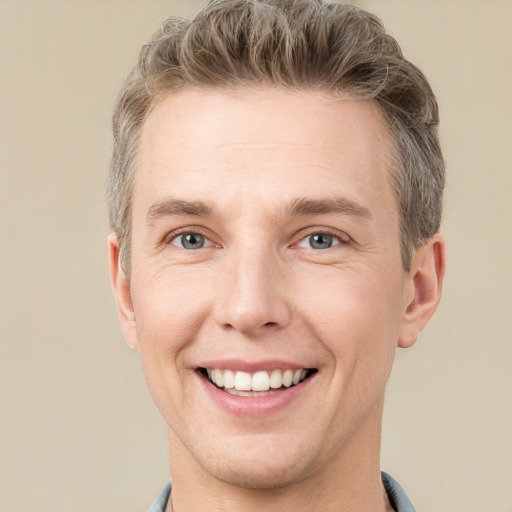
[147,472,416,512]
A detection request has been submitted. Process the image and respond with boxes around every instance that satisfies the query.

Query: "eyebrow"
[285,197,372,219]
[146,198,215,223]
[146,196,371,223]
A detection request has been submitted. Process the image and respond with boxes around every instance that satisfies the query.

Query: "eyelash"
[163,225,351,249]
[296,228,350,247]
[164,227,216,249]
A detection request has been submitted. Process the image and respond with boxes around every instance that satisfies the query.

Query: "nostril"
[264,322,277,326]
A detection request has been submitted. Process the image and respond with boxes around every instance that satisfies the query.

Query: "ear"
[398,233,446,348]
[108,233,139,350]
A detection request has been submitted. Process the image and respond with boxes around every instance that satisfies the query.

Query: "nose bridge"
[214,238,291,335]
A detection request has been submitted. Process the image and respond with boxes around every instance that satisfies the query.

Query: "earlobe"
[107,233,139,350]
[398,233,446,348]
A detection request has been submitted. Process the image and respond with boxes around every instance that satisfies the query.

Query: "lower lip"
[198,372,315,417]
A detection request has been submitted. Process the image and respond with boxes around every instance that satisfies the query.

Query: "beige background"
[0,1,510,511]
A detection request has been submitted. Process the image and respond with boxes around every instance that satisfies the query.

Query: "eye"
[297,232,342,250]
[171,232,211,250]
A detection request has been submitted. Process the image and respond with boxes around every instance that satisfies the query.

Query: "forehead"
[134,87,395,220]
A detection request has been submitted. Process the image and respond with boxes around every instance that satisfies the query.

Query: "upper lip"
[197,359,313,372]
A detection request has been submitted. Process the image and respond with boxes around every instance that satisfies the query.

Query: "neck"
[166,399,392,512]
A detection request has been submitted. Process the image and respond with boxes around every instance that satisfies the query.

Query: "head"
[107,0,444,275]
[107,0,446,498]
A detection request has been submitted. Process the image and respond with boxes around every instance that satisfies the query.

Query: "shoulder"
[382,472,417,512]
[147,481,171,512]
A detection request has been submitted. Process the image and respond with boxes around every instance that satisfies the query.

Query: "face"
[110,87,442,489]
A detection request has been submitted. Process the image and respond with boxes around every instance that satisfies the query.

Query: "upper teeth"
[206,368,308,392]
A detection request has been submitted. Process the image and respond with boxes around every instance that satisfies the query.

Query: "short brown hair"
[108,0,444,272]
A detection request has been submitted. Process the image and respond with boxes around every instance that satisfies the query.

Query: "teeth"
[282,369,293,387]
[234,371,252,391]
[204,367,312,392]
[213,368,224,387]
[252,371,270,391]
[223,369,235,389]
[269,369,283,389]
[225,388,277,397]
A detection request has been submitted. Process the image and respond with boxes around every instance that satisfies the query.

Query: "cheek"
[132,280,206,429]
[296,267,403,369]
[133,265,210,344]
[130,269,211,399]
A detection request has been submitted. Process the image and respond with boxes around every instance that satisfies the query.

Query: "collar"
[148,472,416,512]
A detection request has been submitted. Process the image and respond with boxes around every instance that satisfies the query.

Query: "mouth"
[198,367,318,397]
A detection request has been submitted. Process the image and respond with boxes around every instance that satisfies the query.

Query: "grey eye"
[172,233,207,249]
[297,232,341,250]
[308,233,334,249]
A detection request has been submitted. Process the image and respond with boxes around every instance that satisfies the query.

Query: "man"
[107,1,446,511]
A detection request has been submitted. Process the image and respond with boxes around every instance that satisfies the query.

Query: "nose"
[213,245,292,336]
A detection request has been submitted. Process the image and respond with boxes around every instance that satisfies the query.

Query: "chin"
[204,458,310,490]
[190,435,319,490]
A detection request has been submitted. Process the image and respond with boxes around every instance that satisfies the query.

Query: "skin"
[109,87,445,512]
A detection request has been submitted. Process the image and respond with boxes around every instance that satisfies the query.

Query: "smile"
[199,367,317,396]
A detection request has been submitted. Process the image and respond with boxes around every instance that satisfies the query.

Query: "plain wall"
[0,1,510,511]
